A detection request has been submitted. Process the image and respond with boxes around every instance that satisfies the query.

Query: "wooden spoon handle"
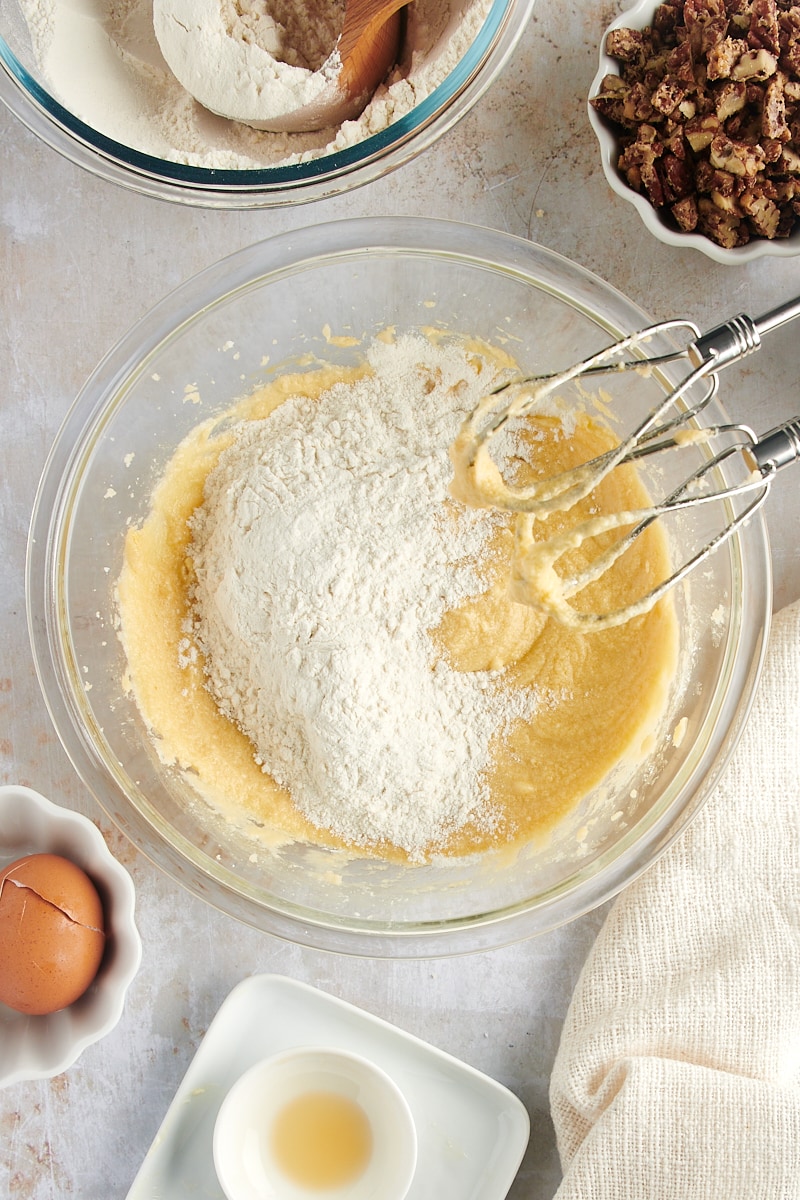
[338,0,409,64]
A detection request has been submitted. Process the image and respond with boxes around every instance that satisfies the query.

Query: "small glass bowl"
[26,216,771,956]
[0,785,141,1086]
[0,0,535,208]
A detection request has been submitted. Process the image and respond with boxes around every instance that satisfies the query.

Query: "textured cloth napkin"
[550,599,800,1200]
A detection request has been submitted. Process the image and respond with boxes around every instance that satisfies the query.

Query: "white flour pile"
[152,0,348,130]
[17,0,493,170]
[185,335,539,858]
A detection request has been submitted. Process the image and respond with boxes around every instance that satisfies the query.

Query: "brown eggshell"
[0,853,106,1016]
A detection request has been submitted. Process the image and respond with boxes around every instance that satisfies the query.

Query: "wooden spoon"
[337,0,409,111]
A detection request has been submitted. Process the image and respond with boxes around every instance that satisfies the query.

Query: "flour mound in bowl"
[17,0,494,169]
[186,335,539,858]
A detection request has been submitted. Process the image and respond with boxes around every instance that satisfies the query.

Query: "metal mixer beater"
[450,296,800,630]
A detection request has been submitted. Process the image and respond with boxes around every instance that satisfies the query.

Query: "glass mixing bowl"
[0,0,534,207]
[27,217,771,955]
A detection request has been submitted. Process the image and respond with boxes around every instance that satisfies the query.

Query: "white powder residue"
[218,0,345,71]
[187,335,539,858]
[17,0,493,170]
[152,0,347,130]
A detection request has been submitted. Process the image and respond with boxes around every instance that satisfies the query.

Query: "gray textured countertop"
[2,4,798,1198]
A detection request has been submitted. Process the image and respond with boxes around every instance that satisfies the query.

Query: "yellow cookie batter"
[117,341,677,863]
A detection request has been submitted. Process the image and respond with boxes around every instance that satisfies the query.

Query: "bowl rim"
[25,215,773,956]
[0,783,142,1086]
[0,0,535,207]
[587,0,800,264]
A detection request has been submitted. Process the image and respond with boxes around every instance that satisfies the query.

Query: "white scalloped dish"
[0,784,141,1087]
[588,0,800,263]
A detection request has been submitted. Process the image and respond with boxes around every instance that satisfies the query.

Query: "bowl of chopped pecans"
[589,0,800,262]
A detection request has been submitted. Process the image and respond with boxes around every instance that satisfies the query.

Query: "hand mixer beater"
[450,296,800,630]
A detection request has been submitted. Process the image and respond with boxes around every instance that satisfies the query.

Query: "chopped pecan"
[748,0,781,57]
[662,150,694,198]
[763,73,790,139]
[626,81,659,122]
[652,76,689,113]
[694,158,717,191]
[739,189,781,235]
[672,194,700,228]
[666,44,699,86]
[779,9,800,57]
[732,48,778,80]
[665,128,687,156]
[592,75,636,129]
[709,188,741,213]
[654,3,681,39]
[697,197,749,246]
[706,166,738,196]
[606,27,648,64]
[683,0,725,28]
[684,113,722,149]
[715,79,747,120]
[779,144,800,172]
[762,136,786,161]
[727,0,752,34]
[771,178,796,205]
[780,40,800,77]
[683,0,728,54]
[706,36,747,79]
[709,133,766,174]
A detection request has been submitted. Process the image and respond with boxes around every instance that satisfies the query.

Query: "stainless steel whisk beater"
[455,295,800,628]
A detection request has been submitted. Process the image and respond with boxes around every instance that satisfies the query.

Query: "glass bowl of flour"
[0,0,534,207]
[27,217,771,954]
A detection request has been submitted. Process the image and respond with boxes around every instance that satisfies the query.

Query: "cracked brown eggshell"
[0,853,106,1015]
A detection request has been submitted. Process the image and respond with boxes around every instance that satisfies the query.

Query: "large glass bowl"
[27,217,771,955]
[0,0,534,208]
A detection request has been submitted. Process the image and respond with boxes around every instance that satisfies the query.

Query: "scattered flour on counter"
[17,0,494,169]
[186,335,539,858]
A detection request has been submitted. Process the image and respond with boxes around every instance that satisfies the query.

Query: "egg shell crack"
[0,872,104,934]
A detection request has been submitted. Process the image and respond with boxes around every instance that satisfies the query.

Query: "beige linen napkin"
[550,598,800,1200]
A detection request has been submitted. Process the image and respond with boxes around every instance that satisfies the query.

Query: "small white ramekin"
[213,1046,417,1200]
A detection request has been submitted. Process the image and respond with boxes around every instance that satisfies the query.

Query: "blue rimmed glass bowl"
[0,0,534,208]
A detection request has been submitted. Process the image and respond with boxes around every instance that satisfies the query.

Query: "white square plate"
[126,973,530,1199]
